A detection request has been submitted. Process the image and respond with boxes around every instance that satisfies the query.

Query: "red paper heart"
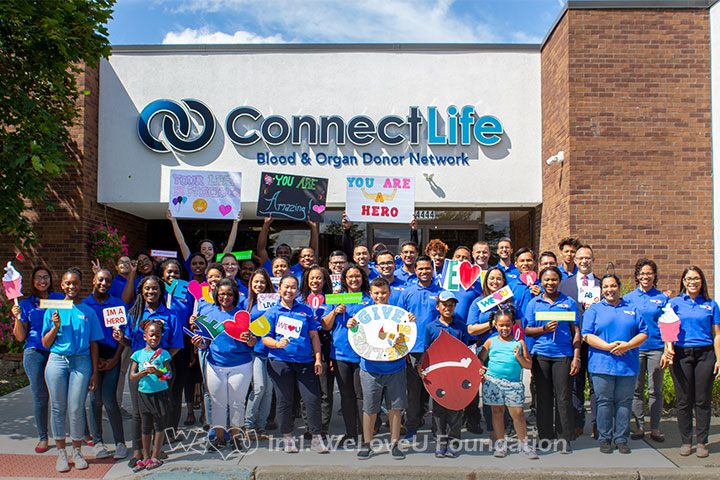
[513,324,524,341]
[520,271,537,287]
[307,294,325,309]
[224,310,250,341]
[458,261,481,290]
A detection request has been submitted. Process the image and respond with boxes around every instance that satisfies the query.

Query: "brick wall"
[0,66,147,297]
[541,7,713,292]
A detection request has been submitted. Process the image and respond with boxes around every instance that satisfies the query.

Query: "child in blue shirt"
[129,320,172,472]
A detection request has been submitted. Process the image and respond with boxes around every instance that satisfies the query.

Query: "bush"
[0,296,23,353]
[88,223,129,270]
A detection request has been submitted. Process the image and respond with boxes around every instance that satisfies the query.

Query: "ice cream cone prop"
[2,261,22,305]
[658,305,680,342]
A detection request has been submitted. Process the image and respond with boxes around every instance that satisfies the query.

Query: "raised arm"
[256,216,274,265]
[342,212,354,258]
[222,210,243,254]
[167,208,191,261]
[307,219,318,253]
[410,214,418,245]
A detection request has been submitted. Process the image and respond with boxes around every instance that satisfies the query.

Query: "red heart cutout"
[513,324,524,341]
[458,261,481,290]
[223,310,250,341]
[492,291,504,301]
[520,271,537,287]
[307,294,325,309]
[188,280,203,300]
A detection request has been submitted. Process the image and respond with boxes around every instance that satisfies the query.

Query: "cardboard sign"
[439,260,484,292]
[169,169,242,219]
[307,294,324,309]
[102,305,127,327]
[475,286,514,313]
[578,285,601,305]
[270,277,281,287]
[188,280,214,303]
[257,293,280,311]
[150,249,177,258]
[2,261,22,300]
[535,311,576,322]
[249,315,271,336]
[276,315,303,339]
[520,271,538,286]
[421,330,483,410]
[216,251,252,262]
[349,304,417,361]
[256,172,327,222]
[166,279,189,300]
[224,310,250,341]
[346,176,415,224]
[185,314,225,340]
[325,292,363,304]
[39,299,74,310]
[330,274,342,292]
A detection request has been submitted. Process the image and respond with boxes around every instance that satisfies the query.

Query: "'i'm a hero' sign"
[346,176,414,223]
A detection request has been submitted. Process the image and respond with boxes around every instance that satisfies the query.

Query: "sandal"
[145,458,164,470]
[132,459,146,473]
[184,414,196,426]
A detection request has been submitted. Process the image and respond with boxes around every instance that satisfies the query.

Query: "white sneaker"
[521,442,538,459]
[311,436,329,454]
[56,450,70,472]
[283,436,298,453]
[71,447,88,469]
[93,442,111,459]
[493,439,507,458]
[114,443,128,459]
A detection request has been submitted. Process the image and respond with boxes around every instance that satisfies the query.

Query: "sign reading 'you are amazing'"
[256,172,328,222]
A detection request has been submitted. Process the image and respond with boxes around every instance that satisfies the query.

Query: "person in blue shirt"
[41,268,103,472]
[374,250,408,306]
[262,274,328,454]
[425,239,449,285]
[129,320,173,472]
[82,269,127,460]
[663,266,720,458]
[256,215,319,277]
[557,237,581,280]
[582,274,648,454]
[351,277,415,460]
[190,279,255,452]
[394,241,419,285]
[107,255,132,299]
[538,251,558,271]
[242,269,277,437]
[420,291,469,458]
[524,266,581,450]
[322,264,371,446]
[300,265,334,436]
[623,259,668,443]
[397,255,442,441]
[495,238,519,279]
[10,266,64,454]
[121,251,155,305]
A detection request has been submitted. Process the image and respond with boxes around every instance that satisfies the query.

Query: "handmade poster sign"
[439,260,484,292]
[256,172,327,222]
[150,249,177,258]
[348,304,416,361]
[658,305,681,343]
[39,299,74,310]
[520,271,538,287]
[257,293,280,311]
[475,286,514,313]
[169,169,242,219]
[420,330,484,410]
[345,176,414,223]
[578,285,601,306]
[325,292,363,305]
[102,305,127,327]
[276,316,303,339]
[216,251,252,262]
[2,261,22,301]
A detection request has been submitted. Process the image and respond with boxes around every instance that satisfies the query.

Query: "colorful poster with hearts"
[475,285,514,313]
[168,169,242,219]
[256,172,327,222]
[421,330,483,410]
[276,315,303,339]
[348,304,417,361]
[102,305,127,327]
[345,176,415,224]
[307,294,324,309]
[257,293,280,311]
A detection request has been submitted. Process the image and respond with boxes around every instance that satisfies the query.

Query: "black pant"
[129,374,142,452]
[318,332,334,431]
[333,359,362,437]
[432,400,463,445]
[670,345,716,445]
[533,355,574,442]
[572,343,596,430]
[268,359,322,435]
[405,353,427,430]
[463,392,482,428]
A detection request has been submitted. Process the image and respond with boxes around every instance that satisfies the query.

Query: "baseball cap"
[438,290,458,302]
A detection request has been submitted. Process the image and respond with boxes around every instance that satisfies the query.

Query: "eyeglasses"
[684,277,702,283]
[329,261,346,266]
[377,261,395,267]
[35,275,51,281]
[637,272,655,277]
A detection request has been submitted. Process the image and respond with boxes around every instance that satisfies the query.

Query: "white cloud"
[510,31,543,44]
[162,27,287,44]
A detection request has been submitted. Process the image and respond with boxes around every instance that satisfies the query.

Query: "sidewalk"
[0,383,717,479]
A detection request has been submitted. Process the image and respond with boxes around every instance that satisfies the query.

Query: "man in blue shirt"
[394,241,419,285]
[374,250,407,305]
[495,238,520,282]
[256,215,318,276]
[558,237,581,280]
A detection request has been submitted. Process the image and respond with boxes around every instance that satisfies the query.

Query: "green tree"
[0,0,114,246]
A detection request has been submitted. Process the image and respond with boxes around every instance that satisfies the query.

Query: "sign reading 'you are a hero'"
[345,176,415,223]
[168,169,242,219]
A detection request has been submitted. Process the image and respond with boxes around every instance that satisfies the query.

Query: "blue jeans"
[245,355,273,429]
[45,353,92,441]
[591,373,636,444]
[87,362,125,445]
[24,348,50,441]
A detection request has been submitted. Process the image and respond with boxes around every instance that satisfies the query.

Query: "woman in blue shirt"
[300,265,334,436]
[41,268,104,472]
[191,278,255,451]
[664,266,720,458]
[322,264,371,445]
[524,266,580,449]
[262,274,328,454]
[623,259,668,443]
[582,274,647,454]
[242,269,276,437]
[10,266,64,454]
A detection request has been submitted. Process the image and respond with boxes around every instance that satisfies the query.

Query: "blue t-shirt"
[108,275,129,302]
[398,282,443,353]
[582,299,648,376]
[131,347,172,393]
[425,315,468,348]
[394,266,418,285]
[42,303,104,356]
[81,294,126,351]
[558,264,578,281]
[203,305,254,367]
[264,302,319,364]
[328,292,371,362]
[239,298,271,357]
[524,293,579,358]
[19,292,65,351]
[486,337,523,382]
[120,304,183,353]
[670,294,720,348]
[623,287,668,351]
[387,277,408,306]
[166,289,195,331]
[508,281,533,317]
[452,286,482,324]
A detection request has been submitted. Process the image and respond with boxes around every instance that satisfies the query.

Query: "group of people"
[9,213,720,472]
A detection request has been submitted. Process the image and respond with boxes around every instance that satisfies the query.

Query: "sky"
[108,0,569,45]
